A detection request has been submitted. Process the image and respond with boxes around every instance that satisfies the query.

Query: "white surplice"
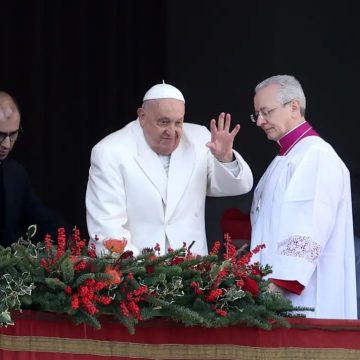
[251,136,357,319]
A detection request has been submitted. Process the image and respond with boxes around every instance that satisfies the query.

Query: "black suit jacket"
[0,158,69,247]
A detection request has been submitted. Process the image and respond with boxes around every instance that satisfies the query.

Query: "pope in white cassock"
[250,75,357,319]
[86,82,253,257]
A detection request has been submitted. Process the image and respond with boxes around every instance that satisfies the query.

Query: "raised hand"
[206,112,240,162]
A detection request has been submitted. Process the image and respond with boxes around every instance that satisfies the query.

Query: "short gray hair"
[255,75,306,116]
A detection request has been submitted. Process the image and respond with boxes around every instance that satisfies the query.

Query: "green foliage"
[0,272,35,326]
[0,227,311,333]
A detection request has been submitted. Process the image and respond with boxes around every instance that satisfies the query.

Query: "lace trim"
[278,235,322,264]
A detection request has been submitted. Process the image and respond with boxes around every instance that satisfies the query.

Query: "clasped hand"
[206,112,240,162]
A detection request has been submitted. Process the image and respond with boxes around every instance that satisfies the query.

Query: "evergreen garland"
[0,225,311,333]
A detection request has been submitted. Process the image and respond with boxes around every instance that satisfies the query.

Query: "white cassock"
[86,119,253,257]
[251,136,357,319]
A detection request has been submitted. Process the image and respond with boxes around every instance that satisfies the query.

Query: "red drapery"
[1,311,360,359]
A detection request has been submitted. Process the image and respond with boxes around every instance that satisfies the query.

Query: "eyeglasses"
[0,126,22,145]
[250,101,292,123]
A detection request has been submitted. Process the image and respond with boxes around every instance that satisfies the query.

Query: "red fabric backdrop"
[1,311,360,359]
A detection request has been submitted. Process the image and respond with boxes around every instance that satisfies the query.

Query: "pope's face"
[0,97,20,160]
[137,99,185,155]
[253,84,295,141]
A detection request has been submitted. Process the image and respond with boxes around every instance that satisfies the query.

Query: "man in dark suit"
[0,91,68,247]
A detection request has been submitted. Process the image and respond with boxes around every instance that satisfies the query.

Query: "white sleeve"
[85,144,139,257]
[218,155,240,177]
[207,149,253,196]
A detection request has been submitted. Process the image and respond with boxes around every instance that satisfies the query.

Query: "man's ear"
[290,100,301,116]
[137,107,145,127]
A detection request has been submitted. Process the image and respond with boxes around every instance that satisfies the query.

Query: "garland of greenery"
[0,226,308,334]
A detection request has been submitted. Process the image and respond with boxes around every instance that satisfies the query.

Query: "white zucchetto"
[143,82,185,103]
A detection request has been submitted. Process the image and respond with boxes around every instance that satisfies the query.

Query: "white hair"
[255,75,306,116]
